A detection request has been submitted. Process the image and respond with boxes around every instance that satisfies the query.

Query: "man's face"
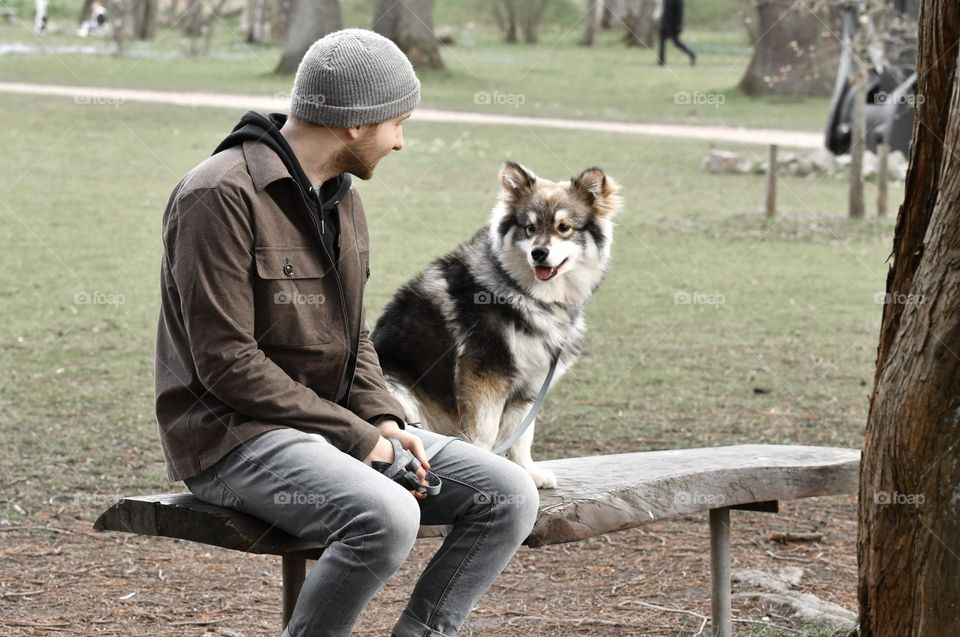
[339,112,410,180]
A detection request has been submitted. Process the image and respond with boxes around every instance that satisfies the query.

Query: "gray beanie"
[290,28,421,128]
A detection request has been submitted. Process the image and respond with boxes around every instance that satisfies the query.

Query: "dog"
[371,161,621,488]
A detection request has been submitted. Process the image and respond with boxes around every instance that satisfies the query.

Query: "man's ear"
[500,161,537,205]
[344,126,362,141]
[571,167,621,218]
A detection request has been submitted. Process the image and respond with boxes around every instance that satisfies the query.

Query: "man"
[155,29,539,637]
[656,0,696,66]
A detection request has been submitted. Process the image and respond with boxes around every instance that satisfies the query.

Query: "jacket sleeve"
[347,303,407,428]
[166,186,381,461]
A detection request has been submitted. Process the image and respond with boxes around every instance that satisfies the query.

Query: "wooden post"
[282,554,307,630]
[765,144,778,218]
[877,142,890,217]
[709,507,732,637]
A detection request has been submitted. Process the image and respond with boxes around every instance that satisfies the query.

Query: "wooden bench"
[94,444,859,637]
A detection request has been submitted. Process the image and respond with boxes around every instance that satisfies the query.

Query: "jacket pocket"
[254,246,332,347]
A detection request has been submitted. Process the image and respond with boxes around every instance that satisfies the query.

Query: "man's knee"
[335,485,422,553]
[488,464,541,540]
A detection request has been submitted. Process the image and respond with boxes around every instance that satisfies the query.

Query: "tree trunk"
[849,32,867,220]
[739,0,840,97]
[275,0,342,74]
[858,0,960,634]
[600,0,625,30]
[520,0,550,44]
[123,0,157,40]
[582,0,600,46]
[622,0,655,48]
[493,0,518,43]
[244,0,279,43]
[372,0,443,70]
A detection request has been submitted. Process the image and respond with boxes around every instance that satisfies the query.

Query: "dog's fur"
[371,161,621,488]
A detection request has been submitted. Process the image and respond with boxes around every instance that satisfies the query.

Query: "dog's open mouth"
[533,258,568,281]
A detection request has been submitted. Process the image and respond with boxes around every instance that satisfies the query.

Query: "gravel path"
[0,81,824,148]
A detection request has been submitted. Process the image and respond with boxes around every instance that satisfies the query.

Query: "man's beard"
[335,135,381,180]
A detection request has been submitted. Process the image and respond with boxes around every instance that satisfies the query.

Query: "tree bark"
[372,0,443,70]
[123,0,157,40]
[582,0,600,46]
[622,0,656,49]
[858,0,960,634]
[600,0,624,30]
[739,0,840,97]
[493,0,518,43]
[520,0,550,44]
[849,30,867,220]
[275,0,342,74]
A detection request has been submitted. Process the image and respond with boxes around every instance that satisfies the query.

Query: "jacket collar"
[242,139,294,192]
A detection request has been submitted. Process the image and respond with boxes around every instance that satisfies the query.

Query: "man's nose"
[531,246,550,262]
[394,128,404,151]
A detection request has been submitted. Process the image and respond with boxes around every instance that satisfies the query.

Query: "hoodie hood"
[213,110,351,212]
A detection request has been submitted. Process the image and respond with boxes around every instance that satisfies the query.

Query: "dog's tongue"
[534,266,555,281]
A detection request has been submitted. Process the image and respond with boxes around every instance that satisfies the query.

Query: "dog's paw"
[527,464,557,489]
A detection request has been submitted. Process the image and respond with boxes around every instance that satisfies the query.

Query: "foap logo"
[674,91,725,108]
[474,491,527,507]
[474,290,526,308]
[74,290,125,307]
[874,491,925,507]
[673,291,725,308]
[56,492,123,507]
[473,91,526,109]
[874,292,924,307]
[873,91,925,107]
[275,491,327,506]
[274,291,325,306]
[674,491,726,507]
[285,90,327,108]
[74,94,125,108]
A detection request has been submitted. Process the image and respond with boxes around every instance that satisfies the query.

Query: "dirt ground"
[1,490,856,637]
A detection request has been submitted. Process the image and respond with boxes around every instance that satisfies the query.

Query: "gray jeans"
[184,425,540,637]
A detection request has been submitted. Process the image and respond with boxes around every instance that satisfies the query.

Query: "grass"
[0,3,832,131]
[0,90,896,507]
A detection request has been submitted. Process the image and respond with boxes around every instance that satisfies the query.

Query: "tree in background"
[583,0,658,50]
[858,0,960,633]
[372,0,443,70]
[622,0,657,49]
[582,0,600,45]
[492,0,551,44]
[242,0,289,44]
[739,0,839,97]
[275,0,342,73]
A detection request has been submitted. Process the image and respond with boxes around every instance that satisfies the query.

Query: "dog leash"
[375,351,561,495]
[421,351,562,460]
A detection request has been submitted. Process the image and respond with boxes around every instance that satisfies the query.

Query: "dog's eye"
[525,224,535,235]
[558,223,571,233]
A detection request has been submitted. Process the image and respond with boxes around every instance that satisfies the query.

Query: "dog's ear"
[571,167,621,218]
[500,161,537,204]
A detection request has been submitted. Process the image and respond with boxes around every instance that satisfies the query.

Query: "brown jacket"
[155,139,405,483]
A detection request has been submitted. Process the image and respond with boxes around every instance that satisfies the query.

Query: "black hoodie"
[212,110,352,267]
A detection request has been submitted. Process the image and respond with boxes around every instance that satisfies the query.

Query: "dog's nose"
[531,246,550,263]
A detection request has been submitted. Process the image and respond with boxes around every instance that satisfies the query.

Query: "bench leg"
[709,507,731,637]
[282,555,307,631]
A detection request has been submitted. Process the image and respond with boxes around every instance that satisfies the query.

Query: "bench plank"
[94,444,858,552]
[527,444,858,547]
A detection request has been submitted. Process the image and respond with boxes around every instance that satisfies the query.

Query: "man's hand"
[364,419,431,499]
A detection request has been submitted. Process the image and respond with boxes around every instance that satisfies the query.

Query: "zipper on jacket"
[296,182,353,403]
